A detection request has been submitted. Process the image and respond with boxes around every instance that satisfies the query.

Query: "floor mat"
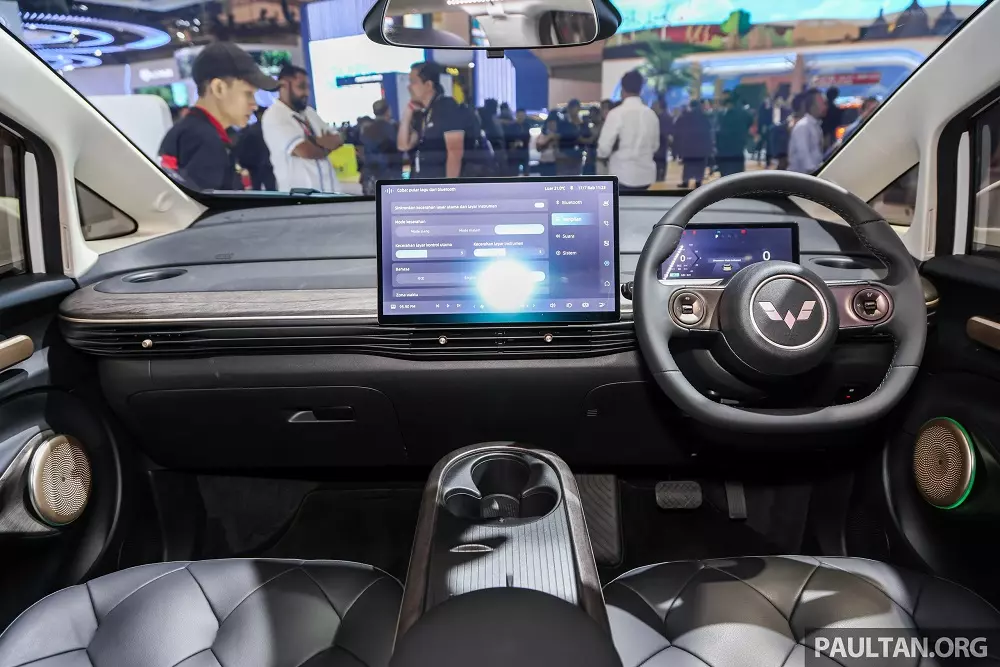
[195,475,808,587]
[199,476,320,556]
[602,480,804,582]
[261,487,422,582]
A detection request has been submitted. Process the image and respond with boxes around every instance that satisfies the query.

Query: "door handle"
[287,407,356,423]
[967,317,1000,351]
[0,335,33,372]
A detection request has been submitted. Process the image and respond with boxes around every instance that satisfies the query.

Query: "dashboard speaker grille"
[913,418,975,509]
[28,435,92,526]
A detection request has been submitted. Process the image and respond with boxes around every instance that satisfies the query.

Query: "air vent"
[60,321,637,359]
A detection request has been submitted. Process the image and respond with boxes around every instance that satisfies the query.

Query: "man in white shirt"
[597,71,660,191]
[262,65,342,192]
[788,88,827,174]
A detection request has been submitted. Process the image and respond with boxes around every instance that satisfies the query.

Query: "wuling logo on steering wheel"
[758,301,816,330]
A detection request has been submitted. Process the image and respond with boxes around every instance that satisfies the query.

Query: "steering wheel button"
[852,288,889,322]
[672,292,705,325]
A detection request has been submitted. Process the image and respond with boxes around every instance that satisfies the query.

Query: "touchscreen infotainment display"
[377,177,619,324]
[659,223,798,280]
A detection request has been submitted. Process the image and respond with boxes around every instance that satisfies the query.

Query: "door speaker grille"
[28,435,92,526]
[913,418,975,509]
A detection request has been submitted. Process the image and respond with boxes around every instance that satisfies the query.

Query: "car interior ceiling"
[4,1,1000,666]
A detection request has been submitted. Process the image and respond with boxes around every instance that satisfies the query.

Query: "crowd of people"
[158,41,882,195]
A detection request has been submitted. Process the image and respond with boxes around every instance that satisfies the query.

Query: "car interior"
[4,0,1000,665]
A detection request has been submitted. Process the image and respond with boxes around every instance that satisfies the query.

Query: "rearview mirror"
[363,0,621,51]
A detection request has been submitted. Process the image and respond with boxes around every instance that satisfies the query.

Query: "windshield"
[1,0,984,197]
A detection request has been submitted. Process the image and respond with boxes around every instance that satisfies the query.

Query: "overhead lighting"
[29,14,171,63]
[93,49,101,56]
[175,31,184,39]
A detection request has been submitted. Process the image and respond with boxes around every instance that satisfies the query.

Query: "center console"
[393,443,614,663]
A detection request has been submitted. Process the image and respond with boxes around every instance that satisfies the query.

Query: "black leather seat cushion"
[0,559,402,667]
[604,556,1000,667]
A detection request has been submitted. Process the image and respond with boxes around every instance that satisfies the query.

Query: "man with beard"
[262,64,343,192]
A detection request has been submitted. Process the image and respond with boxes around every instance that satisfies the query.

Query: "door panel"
[0,122,126,627]
[881,254,1000,602]
[881,88,1000,603]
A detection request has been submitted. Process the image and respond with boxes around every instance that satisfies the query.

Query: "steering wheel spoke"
[665,286,723,333]
[828,281,895,332]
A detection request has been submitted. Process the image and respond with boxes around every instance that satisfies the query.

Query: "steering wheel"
[633,171,926,433]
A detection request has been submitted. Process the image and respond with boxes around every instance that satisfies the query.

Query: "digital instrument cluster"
[659,223,798,280]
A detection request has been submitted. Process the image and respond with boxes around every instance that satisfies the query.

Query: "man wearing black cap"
[158,41,277,191]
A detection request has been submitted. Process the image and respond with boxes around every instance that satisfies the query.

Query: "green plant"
[636,37,708,97]
[719,9,753,49]
[721,9,753,37]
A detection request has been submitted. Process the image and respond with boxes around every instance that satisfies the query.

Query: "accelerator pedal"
[655,480,703,510]
[576,474,622,566]
[725,481,748,520]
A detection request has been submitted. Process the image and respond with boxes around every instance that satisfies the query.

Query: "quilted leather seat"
[604,556,1000,667]
[0,559,402,667]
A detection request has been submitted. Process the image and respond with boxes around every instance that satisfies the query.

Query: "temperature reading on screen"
[763,250,771,261]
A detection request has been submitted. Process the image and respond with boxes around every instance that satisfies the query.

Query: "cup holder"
[123,268,187,283]
[442,454,559,522]
[474,456,530,498]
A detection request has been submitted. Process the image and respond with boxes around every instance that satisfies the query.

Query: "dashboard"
[57,193,898,467]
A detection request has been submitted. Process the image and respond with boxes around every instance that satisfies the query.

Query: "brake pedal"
[577,474,622,567]
[725,481,747,520]
[655,481,703,510]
